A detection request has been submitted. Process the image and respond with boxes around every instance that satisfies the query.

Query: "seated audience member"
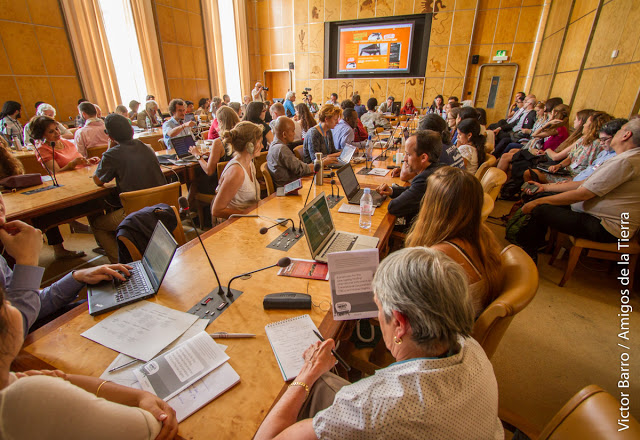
[162,98,196,149]
[296,103,317,140]
[340,99,368,142]
[492,95,537,156]
[476,108,495,154]
[405,167,502,317]
[185,100,195,116]
[244,101,273,150]
[241,96,251,116]
[267,117,315,188]
[0,142,22,179]
[376,130,442,230]
[75,98,88,128]
[228,102,242,118]
[377,96,395,113]
[128,100,140,120]
[352,94,366,119]
[32,116,98,173]
[525,111,611,184]
[91,114,167,263]
[302,104,342,163]
[494,102,547,158]
[304,94,319,115]
[448,96,459,105]
[115,105,129,119]
[136,100,162,129]
[254,247,502,440]
[252,82,266,102]
[269,102,286,132]
[223,94,231,105]
[519,118,640,261]
[429,94,446,117]
[263,100,273,123]
[447,106,461,144]
[361,98,391,134]
[145,94,155,101]
[210,97,223,119]
[507,91,526,119]
[400,98,418,115]
[195,98,211,119]
[0,101,23,145]
[23,103,73,145]
[189,106,237,196]
[284,91,296,117]
[456,118,487,175]
[325,93,339,107]
[331,108,363,150]
[0,290,178,439]
[418,113,464,169]
[212,122,263,219]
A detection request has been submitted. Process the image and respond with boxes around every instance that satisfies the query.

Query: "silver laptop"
[88,221,178,316]
[170,134,198,163]
[298,192,379,263]
[327,144,357,169]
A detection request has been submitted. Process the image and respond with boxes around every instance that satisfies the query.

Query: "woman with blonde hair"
[211,121,263,219]
[302,104,342,163]
[405,166,503,317]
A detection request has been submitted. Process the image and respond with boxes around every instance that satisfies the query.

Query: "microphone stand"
[49,141,59,187]
[32,140,59,188]
[226,258,291,298]
[299,163,320,231]
[260,218,296,234]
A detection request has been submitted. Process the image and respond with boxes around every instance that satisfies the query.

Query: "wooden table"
[20,156,402,440]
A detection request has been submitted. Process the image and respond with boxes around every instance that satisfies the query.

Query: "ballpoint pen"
[108,359,139,373]
[313,330,351,371]
[209,332,256,339]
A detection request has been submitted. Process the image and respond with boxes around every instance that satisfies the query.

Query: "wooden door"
[473,64,519,124]
[263,70,291,102]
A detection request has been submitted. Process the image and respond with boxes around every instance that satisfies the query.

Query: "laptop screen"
[184,113,195,122]
[299,194,334,255]
[338,144,356,163]
[336,164,360,199]
[172,134,196,158]
[142,221,178,291]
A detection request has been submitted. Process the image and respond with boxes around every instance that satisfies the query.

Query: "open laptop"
[336,164,386,207]
[299,192,379,263]
[326,144,357,169]
[170,134,198,163]
[88,221,178,316]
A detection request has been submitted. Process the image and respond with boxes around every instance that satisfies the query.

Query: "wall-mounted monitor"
[325,14,431,79]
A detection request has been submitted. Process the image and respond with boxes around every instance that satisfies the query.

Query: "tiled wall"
[530,0,640,118]
[153,0,210,102]
[246,0,544,109]
[0,0,84,125]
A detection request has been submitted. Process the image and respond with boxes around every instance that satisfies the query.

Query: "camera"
[262,86,269,91]
[301,87,312,99]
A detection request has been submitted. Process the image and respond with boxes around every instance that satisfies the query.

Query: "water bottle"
[314,152,323,186]
[12,135,22,150]
[365,135,373,161]
[146,116,152,130]
[359,188,373,229]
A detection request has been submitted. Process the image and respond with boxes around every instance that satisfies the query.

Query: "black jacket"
[116,204,177,263]
[388,162,442,229]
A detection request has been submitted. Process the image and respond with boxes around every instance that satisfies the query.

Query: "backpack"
[505,207,531,247]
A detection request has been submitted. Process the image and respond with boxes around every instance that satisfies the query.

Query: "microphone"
[226,257,291,298]
[178,197,224,296]
[299,162,321,232]
[328,171,336,199]
[50,141,59,186]
[259,218,296,234]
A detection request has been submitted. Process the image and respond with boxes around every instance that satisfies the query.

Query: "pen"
[108,359,139,373]
[312,330,351,372]
[209,332,256,339]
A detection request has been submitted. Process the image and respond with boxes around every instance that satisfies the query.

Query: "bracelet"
[96,380,110,397]
[289,381,310,397]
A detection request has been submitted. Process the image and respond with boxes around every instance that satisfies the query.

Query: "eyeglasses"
[598,135,612,142]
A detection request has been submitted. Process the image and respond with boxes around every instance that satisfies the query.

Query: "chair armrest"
[499,407,541,439]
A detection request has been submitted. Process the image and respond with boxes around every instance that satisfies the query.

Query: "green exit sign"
[496,50,507,57]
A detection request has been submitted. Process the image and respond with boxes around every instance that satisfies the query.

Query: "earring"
[394,336,402,345]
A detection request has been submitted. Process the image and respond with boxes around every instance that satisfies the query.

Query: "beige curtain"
[130,0,169,111]
[233,0,251,95]
[201,0,226,97]
[60,0,121,112]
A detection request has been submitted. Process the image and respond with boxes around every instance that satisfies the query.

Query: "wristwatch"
[194,154,202,160]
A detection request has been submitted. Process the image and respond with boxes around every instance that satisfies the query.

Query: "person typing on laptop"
[376,130,443,231]
[162,99,196,150]
[267,117,317,188]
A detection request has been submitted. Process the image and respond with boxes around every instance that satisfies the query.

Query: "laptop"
[326,144,357,169]
[171,134,198,163]
[336,164,387,207]
[298,192,379,263]
[88,221,178,316]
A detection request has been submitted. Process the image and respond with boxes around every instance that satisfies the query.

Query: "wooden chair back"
[87,144,108,159]
[119,182,181,216]
[260,161,275,196]
[293,145,304,160]
[475,154,497,181]
[480,167,507,201]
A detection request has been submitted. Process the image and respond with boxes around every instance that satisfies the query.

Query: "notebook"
[265,314,320,381]
[298,193,379,263]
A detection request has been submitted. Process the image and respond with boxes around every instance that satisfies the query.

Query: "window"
[98,0,147,106]
[217,0,242,102]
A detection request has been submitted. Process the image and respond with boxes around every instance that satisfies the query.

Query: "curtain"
[233,0,251,96]
[201,0,226,97]
[130,0,169,111]
[60,0,121,112]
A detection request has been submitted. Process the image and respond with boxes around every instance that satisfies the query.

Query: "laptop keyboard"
[321,233,357,257]
[114,262,153,302]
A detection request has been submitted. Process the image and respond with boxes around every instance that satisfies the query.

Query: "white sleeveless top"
[217,157,260,210]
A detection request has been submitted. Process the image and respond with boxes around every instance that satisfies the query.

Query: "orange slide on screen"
[338,23,413,73]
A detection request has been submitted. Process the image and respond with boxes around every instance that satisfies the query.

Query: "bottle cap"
[363,187,371,194]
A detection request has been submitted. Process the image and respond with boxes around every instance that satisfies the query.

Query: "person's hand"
[522,200,541,215]
[70,156,89,168]
[328,152,341,158]
[137,392,178,440]
[376,183,393,196]
[493,127,501,134]
[548,118,563,126]
[525,181,545,195]
[88,156,100,165]
[547,164,560,173]
[323,156,337,165]
[0,221,42,266]
[14,369,67,380]
[185,121,196,128]
[390,167,400,178]
[296,339,337,385]
[189,146,202,156]
[72,264,133,284]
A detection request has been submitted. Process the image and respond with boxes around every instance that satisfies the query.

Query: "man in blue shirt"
[284,91,296,118]
[331,109,365,150]
[162,99,196,149]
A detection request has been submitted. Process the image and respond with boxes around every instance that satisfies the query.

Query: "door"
[263,70,292,102]
[473,64,519,123]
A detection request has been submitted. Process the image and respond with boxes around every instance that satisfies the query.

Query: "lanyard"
[315,124,330,154]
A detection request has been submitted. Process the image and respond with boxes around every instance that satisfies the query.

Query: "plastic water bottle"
[359,188,373,229]
[12,135,22,150]
[146,116,152,130]
[365,135,373,161]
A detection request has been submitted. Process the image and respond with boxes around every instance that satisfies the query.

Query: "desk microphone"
[178,196,224,296]
[298,162,321,232]
[259,218,296,234]
[330,178,340,199]
[226,257,291,298]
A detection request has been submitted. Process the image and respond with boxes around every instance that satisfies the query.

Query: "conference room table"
[18,155,403,440]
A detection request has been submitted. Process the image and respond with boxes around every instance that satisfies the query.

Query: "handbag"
[0,173,42,189]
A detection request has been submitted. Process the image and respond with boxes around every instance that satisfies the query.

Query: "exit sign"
[496,50,507,57]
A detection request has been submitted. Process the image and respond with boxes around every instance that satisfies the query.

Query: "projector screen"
[337,22,414,74]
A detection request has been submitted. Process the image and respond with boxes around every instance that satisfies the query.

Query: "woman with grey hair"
[255,247,503,440]
[23,103,73,145]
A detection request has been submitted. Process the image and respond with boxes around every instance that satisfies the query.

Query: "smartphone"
[521,182,539,194]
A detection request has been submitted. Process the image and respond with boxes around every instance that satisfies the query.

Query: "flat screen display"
[337,22,414,73]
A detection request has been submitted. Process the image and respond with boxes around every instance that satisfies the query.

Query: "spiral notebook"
[265,314,320,381]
